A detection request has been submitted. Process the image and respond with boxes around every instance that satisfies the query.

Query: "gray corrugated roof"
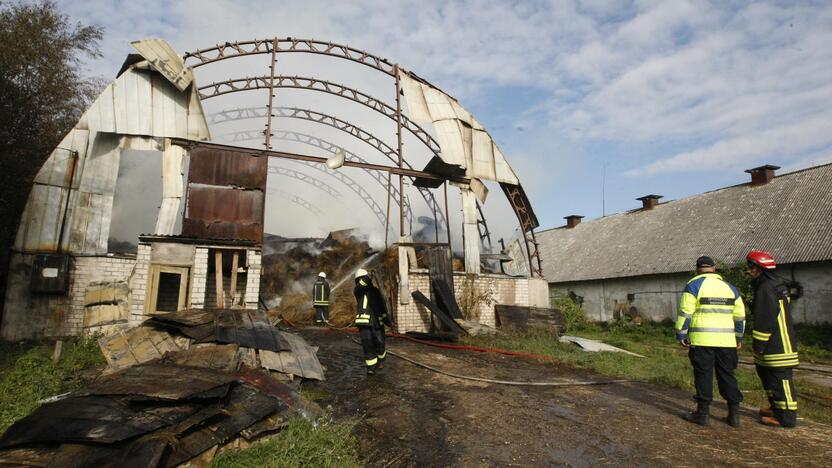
[538,163,832,282]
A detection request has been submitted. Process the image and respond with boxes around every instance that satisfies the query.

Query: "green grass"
[464,321,832,425]
[210,416,360,468]
[0,336,106,433]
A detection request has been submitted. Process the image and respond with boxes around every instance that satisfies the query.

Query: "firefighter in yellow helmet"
[675,256,746,427]
[746,250,799,428]
[353,268,390,374]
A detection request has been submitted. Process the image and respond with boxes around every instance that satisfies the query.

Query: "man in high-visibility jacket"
[675,256,746,427]
[353,268,390,374]
[746,250,799,428]
[312,272,331,326]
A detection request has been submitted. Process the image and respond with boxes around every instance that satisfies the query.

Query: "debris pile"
[0,309,325,467]
[260,231,374,325]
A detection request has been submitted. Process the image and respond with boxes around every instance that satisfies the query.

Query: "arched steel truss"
[267,166,341,199]
[267,187,322,216]
[207,105,453,237]
[197,76,441,156]
[184,38,541,276]
[218,128,411,233]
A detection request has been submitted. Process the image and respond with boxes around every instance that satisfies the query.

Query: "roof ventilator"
[745,164,780,186]
[636,194,663,210]
[564,215,584,229]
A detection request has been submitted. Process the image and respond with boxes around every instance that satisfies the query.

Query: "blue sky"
[56,0,832,240]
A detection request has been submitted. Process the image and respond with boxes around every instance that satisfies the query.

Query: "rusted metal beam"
[171,139,468,184]
[394,64,405,236]
[197,76,441,155]
[183,38,398,76]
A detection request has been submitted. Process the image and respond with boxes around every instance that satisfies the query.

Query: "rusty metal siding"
[187,148,267,189]
[182,147,267,243]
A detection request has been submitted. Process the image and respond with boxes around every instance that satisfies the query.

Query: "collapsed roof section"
[397,71,520,186]
[15,38,210,255]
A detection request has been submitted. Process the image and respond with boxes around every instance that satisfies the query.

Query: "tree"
[0,0,103,301]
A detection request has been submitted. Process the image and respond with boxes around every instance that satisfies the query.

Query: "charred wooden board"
[495,305,564,331]
[411,290,466,335]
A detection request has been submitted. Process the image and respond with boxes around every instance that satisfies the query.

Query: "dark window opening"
[156,272,182,312]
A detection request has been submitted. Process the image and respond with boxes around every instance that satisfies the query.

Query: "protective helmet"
[354,268,369,279]
[746,250,777,269]
[318,272,326,278]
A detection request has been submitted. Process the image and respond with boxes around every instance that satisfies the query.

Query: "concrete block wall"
[69,256,136,335]
[128,244,151,325]
[245,249,261,309]
[190,247,208,308]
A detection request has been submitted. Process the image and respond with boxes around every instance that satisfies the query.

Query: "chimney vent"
[564,215,584,229]
[636,194,663,210]
[745,164,780,186]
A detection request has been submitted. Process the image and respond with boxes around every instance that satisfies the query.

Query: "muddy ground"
[299,329,832,467]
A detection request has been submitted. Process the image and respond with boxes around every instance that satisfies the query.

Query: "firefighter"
[746,251,799,428]
[675,256,745,427]
[353,268,390,374]
[312,272,330,326]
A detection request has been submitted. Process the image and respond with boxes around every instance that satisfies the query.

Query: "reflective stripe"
[752,330,771,341]
[365,357,378,366]
[363,295,368,309]
[783,380,797,410]
[700,297,736,306]
[378,351,386,359]
[778,300,793,354]
[689,327,735,333]
[697,307,734,314]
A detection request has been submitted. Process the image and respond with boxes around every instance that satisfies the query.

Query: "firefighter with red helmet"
[746,250,799,427]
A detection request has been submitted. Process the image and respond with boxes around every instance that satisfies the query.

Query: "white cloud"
[53,0,832,231]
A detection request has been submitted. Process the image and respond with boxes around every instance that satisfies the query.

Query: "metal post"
[394,65,405,237]
[384,171,392,248]
[264,38,278,150]
[444,181,452,252]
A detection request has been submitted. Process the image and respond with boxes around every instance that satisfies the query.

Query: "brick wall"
[244,249,261,309]
[69,255,137,335]
[394,270,534,333]
[191,247,208,308]
[393,269,432,333]
[128,244,151,325]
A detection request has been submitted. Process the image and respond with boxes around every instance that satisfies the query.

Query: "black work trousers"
[358,325,386,369]
[756,365,797,427]
[314,306,329,324]
[688,346,742,405]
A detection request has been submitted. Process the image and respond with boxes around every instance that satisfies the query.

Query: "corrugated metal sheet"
[130,38,194,92]
[187,148,267,189]
[14,39,210,255]
[537,163,832,282]
[182,147,266,243]
[398,70,519,185]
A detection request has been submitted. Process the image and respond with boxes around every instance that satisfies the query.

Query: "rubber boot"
[758,407,774,418]
[366,365,375,375]
[727,403,740,428]
[684,401,710,426]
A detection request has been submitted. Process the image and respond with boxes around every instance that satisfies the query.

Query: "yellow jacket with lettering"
[675,273,745,347]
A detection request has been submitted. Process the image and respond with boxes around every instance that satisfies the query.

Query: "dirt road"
[301,329,832,467]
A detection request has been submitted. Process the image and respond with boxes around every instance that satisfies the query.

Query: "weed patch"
[465,322,832,425]
[210,416,360,468]
[0,336,105,432]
